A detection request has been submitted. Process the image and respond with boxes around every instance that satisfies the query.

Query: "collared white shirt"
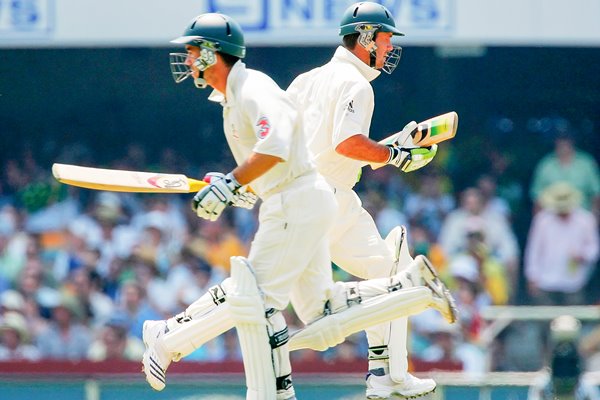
[287,46,380,189]
[525,208,599,292]
[209,61,314,198]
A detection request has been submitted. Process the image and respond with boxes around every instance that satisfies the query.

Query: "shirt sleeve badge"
[256,116,271,139]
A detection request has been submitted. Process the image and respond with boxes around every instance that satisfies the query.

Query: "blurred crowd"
[0,122,599,376]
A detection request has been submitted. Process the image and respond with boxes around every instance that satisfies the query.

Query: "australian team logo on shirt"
[256,117,271,139]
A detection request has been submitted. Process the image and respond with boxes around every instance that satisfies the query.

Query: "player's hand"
[192,172,241,221]
[386,144,438,172]
[231,186,258,210]
[205,173,257,210]
[393,120,418,148]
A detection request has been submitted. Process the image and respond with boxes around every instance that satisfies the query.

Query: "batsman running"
[286,2,447,398]
[141,12,456,400]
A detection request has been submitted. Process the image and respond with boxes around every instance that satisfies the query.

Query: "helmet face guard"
[169,39,219,89]
[355,23,402,74]
[169,53,191,84]
[382,45,402,74]
[170,13,246,89]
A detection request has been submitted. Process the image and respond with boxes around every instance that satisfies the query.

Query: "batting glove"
[393,120,419,148]
[231,187,258,210]
[386,144,438,173]
[192,172,241,221]
[205,173,257,210]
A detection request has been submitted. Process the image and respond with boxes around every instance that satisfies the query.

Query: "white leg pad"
[228,256,276,400]
[386,225,413,383]
[161,279,233,359]
[289,286,432,352]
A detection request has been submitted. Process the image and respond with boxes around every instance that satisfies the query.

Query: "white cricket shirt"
[209,61,314,198]
[287,46,380,189]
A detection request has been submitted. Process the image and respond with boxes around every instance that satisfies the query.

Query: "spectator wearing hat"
[530,128,600,220]
[1,289,25,315]
[525,182,599,305]
[0,311,41,361]
[37,292,91,360]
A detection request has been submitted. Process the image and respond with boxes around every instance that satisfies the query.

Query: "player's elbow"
[334,135,361,157]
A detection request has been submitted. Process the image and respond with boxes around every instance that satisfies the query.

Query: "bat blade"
[370,111,458,170]
[52,163,207,193]
[411,111,458,147]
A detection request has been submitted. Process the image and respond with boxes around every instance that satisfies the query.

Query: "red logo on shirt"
[256,117,270,139]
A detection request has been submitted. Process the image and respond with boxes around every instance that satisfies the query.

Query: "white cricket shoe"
[142,320,171,391]
[276,387,297,400]
[366,372,436,399]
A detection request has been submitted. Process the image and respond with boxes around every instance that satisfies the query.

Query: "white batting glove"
[386,144,438,173]
[207,172,258,210]
[393,120,418,148]
[192,172,241,221]
[231,187,258,210]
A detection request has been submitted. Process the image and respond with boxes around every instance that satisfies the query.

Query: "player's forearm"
[231,152,283,185]
[335,134,389,163]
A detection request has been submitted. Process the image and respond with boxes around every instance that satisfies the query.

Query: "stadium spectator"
[408,224,447,276]
[418,316,486,374]
[87,312,144,361]
[89,192,139,279]
[191,218,247,274]
[439,187,519,291]
[0,290,25,316]
[404,171,455,239]
[37,293,91,360]
[447,255,487,341]
[460,222,510,305]
[68,268,114,328]
[477,174,512,221]
[525,182,599,306]
[530,127,600,220]
[0,311,41,361]
[115,281,161,339]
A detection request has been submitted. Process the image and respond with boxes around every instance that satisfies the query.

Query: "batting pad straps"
[368,345,389,361]
[228,256,277,400]
[288,286,433,352]
[162,280,233,359]
[266,309,294,396]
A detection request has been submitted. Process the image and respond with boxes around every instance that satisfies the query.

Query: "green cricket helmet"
[339,2,404,37]
[169,13,246,88]
[339,2,404,74]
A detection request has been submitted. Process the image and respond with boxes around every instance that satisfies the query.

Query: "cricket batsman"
[287,2,445,398]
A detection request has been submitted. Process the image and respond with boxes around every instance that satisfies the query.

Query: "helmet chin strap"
[194,70,207,89]
[358,31,378,70]
[192,47,217,89]
[368,49,377,69]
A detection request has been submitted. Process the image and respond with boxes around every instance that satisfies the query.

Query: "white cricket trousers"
[326,183,406,373]
[249,173,339,324]
[328,186,395,279]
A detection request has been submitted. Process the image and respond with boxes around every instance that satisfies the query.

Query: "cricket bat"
[52,163,208,193]
[370,111,458,170]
